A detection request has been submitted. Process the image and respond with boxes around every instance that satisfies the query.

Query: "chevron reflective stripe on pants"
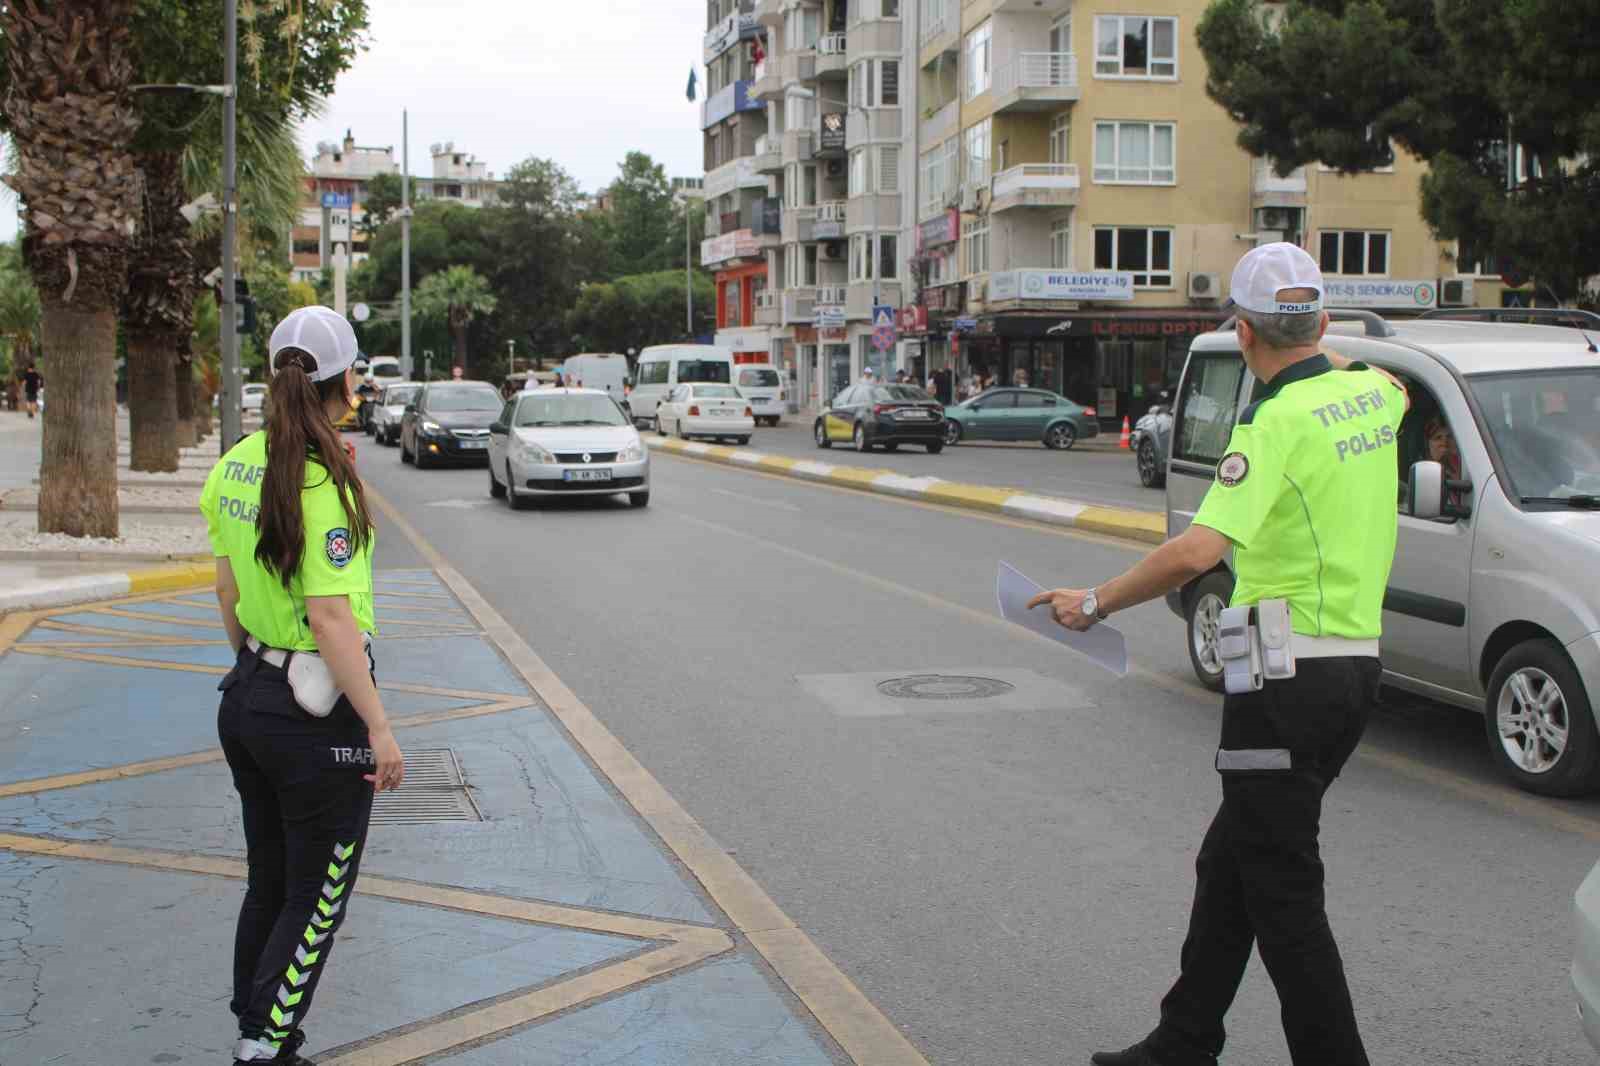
[265,840,357,1046]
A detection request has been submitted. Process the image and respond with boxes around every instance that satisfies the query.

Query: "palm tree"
[0,1,140,538]
[416,265,497,373]
[0,248,41,381]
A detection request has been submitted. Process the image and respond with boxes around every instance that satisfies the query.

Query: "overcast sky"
[0,0,708,240]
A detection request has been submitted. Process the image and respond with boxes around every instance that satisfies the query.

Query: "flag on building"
[686,67,698,102]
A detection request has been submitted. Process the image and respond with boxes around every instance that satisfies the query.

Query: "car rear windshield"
[739,368,781,387]
[515,393,627,427]
[371,364,403,378]
[874,386,933,403]
[678,360,731,384]
[426,384,502,411]
[1468,368,1600,501]
[692,385,741,398]
[383,385,420,405]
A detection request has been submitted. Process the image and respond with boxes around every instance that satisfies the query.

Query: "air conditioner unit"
[1188,272,1221,300]
[1440,276,1474,308]
[820,240,845,261]
[825,159,845,178]
[959,184,978,212]
[969,276,987,304]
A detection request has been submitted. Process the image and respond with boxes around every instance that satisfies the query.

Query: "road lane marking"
[366,484,930,1066]
[710,487,801,512]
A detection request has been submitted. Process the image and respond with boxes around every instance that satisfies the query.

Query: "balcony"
[701,229,764,268]
[816,33,848,79]
[751,59,783,101]
[701,80,763,129]
[919,7,957,59]
[846,281,901,319]
[847,193,901,233]
[755,289,781,326]
[817,283,848,306]
[992,53,1079,113]
[783,288,816,325]
[1253,158,1309,207]
[703,4,760,65]
[753,133,783,174]
[847,107,902,146]
[921,99,958,146]
[813,200,847,240]
[783,206,817,244]
[782,50,817,87]
[846,19,900,66]
[704,155,771,202]
[755,0,783,29]
[990,164,1080,213]
[783,127,815,167]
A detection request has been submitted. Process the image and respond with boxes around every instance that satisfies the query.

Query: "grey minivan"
[1165,315,1600,795]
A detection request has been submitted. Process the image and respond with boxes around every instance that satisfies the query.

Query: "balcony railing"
[753,133,782,172]
[783,288,816,325]
[814,200,847,239]
[920,7,954,45]
[1253,158,1308,195]
[818,33,847,55]
[990,163,1080,210]
[993,52,1079,108]
[755,289,781,325]
[783,205,817,243]
[817,283,848,306]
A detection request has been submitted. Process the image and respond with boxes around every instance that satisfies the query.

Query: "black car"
[399,380,504,468]
[814,383,945,453]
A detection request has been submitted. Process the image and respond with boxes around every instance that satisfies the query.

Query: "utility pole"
[685,207,693,337]
[401,109,413,379]
[219,0,241,452]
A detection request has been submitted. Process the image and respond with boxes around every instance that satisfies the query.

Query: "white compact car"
[372,382,421,446]
[487,388,649,509]
[655,383,754,444]
[241,383,268,413]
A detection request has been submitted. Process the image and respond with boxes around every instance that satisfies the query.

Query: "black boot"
[274,1029,315,1065]
[1091,1040,1211,1066]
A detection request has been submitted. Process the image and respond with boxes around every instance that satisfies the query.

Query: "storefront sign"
[820,326,847,341]
[897,305,928,333]
[716,328,770,353]
[819,112,846,153]
[917,209,960,251]
[1323,279,1438,309]
[700,229,761,267]
[988,269,1135,303]
[1089,318,1217,337]
[816,305,846,329]
[953,316,977,332]
[794,325,818,343]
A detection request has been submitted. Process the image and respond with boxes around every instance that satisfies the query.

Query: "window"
[849,148,869,196]
[1049,113,1071,165]
[1049,14,1072,55]
[880,234,898,280]
[1093,226,1174,287]
[803,243,819,285]
[928,249,957,286]
[850,234,875,281]
[964,19,992,100]
[963,220,990,276]
[965,118,991,187]
[878,146,900,193]
[1094,15,1178,78]
[1318,230,1389,276]
[1093,121,1176,184]
[884,0,899,16]
[1051,218,1072,269]
[803,164,818,205]
[1173,354,1248,465]
[785,4,821,49]
[921,137,959,214]
[851,59,900,108]
[1456,238,1500,278]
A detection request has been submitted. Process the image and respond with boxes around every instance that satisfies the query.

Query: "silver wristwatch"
[1082,587,1106,621]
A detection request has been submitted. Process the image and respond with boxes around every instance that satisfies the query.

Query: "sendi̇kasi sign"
[988,269,1135,303]
[1323,279,1437,309]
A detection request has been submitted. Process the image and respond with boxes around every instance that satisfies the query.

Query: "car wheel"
[414,442,431,470]
[1138,437,1166,488]
[1045,422,1077,450]
[736,436,750,445]
[883,442,899,452]
[814,421,832,449]
[676,419,689,440]
[853,423,869,452]
[488,463,506,499]
[506,463,531,510]
[629,491,650,508]
[1186,572,1234,692]
[400,433,413,464]
[926,441,943,454]
[943,421,962,446]
[1485,638,1600,796]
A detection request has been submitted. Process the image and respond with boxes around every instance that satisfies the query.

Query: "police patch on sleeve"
[325,527,354,568]
[1217,452,1250,487]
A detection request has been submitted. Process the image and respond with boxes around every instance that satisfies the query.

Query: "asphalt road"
[356,435,1600,1066]
[689,416,1163,513]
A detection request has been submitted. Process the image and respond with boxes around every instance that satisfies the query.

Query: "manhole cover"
[875,675,1016,701]
[371,748,482,826]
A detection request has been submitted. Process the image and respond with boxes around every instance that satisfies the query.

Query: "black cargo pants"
[1148,656,1381,1066]
[217,643,375,1055]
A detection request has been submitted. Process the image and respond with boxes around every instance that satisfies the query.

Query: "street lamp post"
[220,0,240,451]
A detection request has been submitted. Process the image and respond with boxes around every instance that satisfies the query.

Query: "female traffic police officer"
[1029,243,1409,1066]
[201,305,405,1065]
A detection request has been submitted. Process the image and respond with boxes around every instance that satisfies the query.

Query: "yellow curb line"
[126,561,217,596]
[650,437,1163,545]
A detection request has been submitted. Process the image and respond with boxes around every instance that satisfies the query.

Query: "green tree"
[359,171,404,237]
[0,243,41,387]
[1195,0,1600,300]
[565,270,714,357]
[415,265,497,372]
[592,152,679,278]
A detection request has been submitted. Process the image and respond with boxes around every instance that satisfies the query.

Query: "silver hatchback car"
[1165,314,1600,796]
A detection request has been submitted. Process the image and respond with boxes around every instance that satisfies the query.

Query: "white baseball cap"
[269,305,360,383]
[1229,242,1324,315]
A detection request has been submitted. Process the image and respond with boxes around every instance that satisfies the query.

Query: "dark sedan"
[399,381,504,469]
[942,388,1098,450]
[814,384,945,453]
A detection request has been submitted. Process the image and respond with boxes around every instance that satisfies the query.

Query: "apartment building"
[290,132,501,282]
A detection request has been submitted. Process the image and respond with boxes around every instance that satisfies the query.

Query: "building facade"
[290,131,502,283]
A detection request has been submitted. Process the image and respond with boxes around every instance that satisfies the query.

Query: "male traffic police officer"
[1029,243,1408,1066]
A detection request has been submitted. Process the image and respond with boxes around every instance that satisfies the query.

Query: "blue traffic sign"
[321,191,352,209]
[872,304,895,329]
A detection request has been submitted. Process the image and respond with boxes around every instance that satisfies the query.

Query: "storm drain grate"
[370,748,482,825]
[876,675,1017,701]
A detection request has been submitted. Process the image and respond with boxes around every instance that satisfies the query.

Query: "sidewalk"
[0,568,857,1064]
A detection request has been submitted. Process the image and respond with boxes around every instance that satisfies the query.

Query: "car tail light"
[873,404,888,415]
[1084,407,1097,417]
[688,405,701,416]
[745,406,753,417]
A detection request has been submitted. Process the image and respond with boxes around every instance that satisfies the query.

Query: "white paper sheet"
[997,561,1129,677]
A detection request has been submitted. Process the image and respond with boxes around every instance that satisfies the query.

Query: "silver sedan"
[486,388,650,509]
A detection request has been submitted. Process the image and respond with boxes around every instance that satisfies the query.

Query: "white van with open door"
[629,344,735,428]
[562,353,630,404]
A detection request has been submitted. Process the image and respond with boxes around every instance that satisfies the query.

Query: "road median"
[648,437,1166,545]
[0,558,214,614]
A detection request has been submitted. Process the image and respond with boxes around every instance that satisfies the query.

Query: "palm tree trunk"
[174,347,196,448]
[453,320,468,372]
[126,329,178,470]
[38,305,120,538]
[124,149,191,471]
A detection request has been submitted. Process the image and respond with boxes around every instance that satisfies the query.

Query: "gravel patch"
[0,520,210,558]
[1,485,200,512]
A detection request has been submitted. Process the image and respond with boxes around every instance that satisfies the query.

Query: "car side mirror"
[1407,461,1444,520]
[489,421,507,434]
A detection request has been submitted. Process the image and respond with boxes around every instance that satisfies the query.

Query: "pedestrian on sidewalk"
[1028,243,1409,1066]
[22,363,42,419]
[200,305,405,1066]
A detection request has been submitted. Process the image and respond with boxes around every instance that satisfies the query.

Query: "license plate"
[458,439,487,450]
[563,469,613,482]
[754,397,772,404]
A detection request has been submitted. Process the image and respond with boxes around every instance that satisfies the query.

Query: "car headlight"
[516,438,556,464]
[617,442,644,463]
[420,420,443,434]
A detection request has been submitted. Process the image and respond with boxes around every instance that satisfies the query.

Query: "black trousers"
[1148,656,1381,1066]
[217,644,375,1053]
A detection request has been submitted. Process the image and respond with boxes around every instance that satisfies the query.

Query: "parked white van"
[629,344,735,428]
[735,364,786,426]
[1165,310,1600,796]
[562,353,630,404]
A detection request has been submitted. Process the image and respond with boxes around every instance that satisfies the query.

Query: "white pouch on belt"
[285,650,341,717]
[1218,605,1261,695]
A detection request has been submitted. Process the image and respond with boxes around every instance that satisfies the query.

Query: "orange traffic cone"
[1118,415,1131,450]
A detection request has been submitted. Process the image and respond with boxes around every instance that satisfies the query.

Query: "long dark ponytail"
[255,347,374,587]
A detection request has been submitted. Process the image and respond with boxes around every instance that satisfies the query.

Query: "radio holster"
[1218,598,1296,695]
